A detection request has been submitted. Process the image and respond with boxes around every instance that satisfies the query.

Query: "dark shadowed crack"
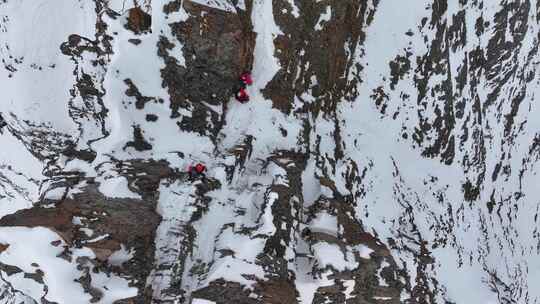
[124,125,153,152]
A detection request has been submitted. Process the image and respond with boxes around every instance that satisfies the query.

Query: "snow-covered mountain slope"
[1,0,540,303]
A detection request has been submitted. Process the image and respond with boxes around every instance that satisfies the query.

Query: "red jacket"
[189,163,206,174]
[195,163,206,173]
[236,88,249,102]
[240,73,253,86]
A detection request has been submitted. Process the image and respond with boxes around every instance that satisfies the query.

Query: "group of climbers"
[186,72,253,178]
[235,72,253,103]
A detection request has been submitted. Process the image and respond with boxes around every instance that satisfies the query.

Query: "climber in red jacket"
[239,72,253,86]
[235,87,250,103]
[188,163,206,180]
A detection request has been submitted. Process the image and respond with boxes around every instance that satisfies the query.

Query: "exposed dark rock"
[159,0,255,139]
[0,243,8,254]
[192,280,260,304]
[24,270,45,285]
[124,79,155,110]
[0,263,23,276]
[0,185,161,303]
[62,140,96,162]
[254,278,299,304]
[126,7,151,34]
[128,38,142,45]
[124,126,153,151]
[266,0,377,114]
[60,35,101,58]
[112,159,181,201]
[0,113,6,133]
[145,114,158,122]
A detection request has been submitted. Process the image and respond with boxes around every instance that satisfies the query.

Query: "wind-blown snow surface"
[1,0,540,303]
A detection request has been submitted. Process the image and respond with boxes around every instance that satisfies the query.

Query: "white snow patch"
[356,244,374,259]
[79,228,94,237]
[0,0,95,134]
[0,227,136,303]
[312,243,358,271]
[315,6,331,30]
[260,192,279,236]
[192,299,217,304]
[286,0,300,17]
[85,234,110,244]
[302,160,321,206]
[310,212,338,235]
[108,244,134,266]
[251,0,283,89]
[72,216,84,225]
[98,176,140,199]
[343,280,355,299]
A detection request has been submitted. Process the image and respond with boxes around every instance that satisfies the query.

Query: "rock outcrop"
[160,0,255,138]
[0,184,161,303]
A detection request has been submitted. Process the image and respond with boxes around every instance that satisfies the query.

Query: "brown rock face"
[0,185,161,303]
[192,278,299,304]
[160,0,255,138]
[0,186,160,247]
[0,207,74,242]
[0,243,8,254]
[265,0,376,114]
[178,0,255,81]
[255,278,299,304]
[127,7,152,34]
[191,280,259,304]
